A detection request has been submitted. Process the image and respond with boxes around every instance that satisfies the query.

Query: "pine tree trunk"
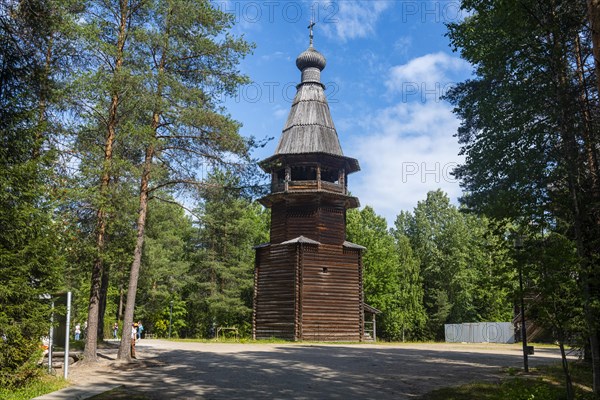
[98,264,110,340]
[554,23,600,394]
[117,143,155,360]
[588,0,600,97]
[584,3,600,392]
[590,330,600,394]
[118,284,124,321]
[558,337,575,400]
[83,0,129,362]
[574,35,600,195]
[117,4,170,358]
[84,212,106,361]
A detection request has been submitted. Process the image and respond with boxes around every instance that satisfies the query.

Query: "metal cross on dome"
[308,19,316,46]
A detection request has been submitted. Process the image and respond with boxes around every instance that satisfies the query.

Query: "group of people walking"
[111,321,144,340]
[110,320,144,358]
[74,321,144,358]
[73,319,144,358]
[74,320,144,340]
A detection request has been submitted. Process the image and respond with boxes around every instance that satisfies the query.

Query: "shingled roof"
[274,45,344,156]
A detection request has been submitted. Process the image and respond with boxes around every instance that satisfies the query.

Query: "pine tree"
[135,196,193,337]
[116,0,253,359]
[0,0,73,387]
[185,171,269,338]
[70,0,148,362]
[446,0,600,389]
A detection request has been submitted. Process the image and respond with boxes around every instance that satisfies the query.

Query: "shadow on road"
[86,343,565,399]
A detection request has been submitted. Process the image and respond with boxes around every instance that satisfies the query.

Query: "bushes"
[0,323,45,389]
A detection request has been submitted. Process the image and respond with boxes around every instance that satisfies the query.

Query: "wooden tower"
[253,29,365,341]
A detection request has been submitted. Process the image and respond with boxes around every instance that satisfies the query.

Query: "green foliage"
[445,0,600,391]
[136,198,193,337]
[61,0,256,356]
[422,362,598,400]
[130,0,256,187]
[183,171,269,338]
[0,374,68,400]
[345,193,513,342]
[347,206,426,341]
[423,378,555,400]
[523,234,584,345]
[445,0,592,222]
[0,0,70,388]
[395,190,513,340]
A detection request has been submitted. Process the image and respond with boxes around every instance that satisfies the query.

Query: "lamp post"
[168,300,173,339]
[514,236,529,373]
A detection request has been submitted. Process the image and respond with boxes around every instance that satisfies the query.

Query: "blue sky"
[216,0,473,224]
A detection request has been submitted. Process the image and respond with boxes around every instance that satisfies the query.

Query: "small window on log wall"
[322,267,329,274]
[321,168,339,183]
[276,169,285,183]
[291,166,317,181]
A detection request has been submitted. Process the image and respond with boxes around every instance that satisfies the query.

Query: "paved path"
[42,340,573,400]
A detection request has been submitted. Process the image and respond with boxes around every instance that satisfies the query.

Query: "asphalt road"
[60,340,572,400]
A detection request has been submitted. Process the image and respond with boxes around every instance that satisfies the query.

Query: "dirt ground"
[63,339,574,399]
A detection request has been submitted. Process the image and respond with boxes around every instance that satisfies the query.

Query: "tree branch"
[150,195,202,220]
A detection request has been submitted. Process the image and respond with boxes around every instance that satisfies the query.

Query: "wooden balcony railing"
[271,180,345,194]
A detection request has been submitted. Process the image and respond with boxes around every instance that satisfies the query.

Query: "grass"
[158,336,371,345]
[153,337,291,344]
[0,374,69,400]
[421,361,598,400]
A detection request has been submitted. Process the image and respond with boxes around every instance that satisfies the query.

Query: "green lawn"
[421,362,598,400]
[0,374,69,400]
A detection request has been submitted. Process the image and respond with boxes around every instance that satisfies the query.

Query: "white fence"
[444,322,515,344]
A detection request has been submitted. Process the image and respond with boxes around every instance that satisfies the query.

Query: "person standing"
[137,321,144,340]
[130,323,137,358]
[74,323,81,341]
[113,322,119,339]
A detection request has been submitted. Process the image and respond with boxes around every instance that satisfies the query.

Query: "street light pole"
[515,236,529,373]
[168,300,173,339]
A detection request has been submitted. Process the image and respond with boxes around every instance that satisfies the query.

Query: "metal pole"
[373,314,377,342]
[519,263,529,372]
[514,236,529,373]
[48,301,54,374]
[168,301,173,339]
[64,291,72,379]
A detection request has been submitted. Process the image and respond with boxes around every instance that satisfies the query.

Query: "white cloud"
[343,52,473,224]
[273,105,288,119]
[348,100,464,225]
[393,36,413,57]
[319,1,392,42]
[260,51,291,62]
[386,52,471,93]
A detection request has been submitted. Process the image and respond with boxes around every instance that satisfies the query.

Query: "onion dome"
[258,24,360,174]
[296,46,326,71]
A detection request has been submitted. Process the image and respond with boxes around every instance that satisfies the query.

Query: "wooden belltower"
[253,25,366,341]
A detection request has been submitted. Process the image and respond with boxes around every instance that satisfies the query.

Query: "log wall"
[254,242,364,341]
[270,201,346,245]
[253,244,297,340]
[300,244,363,341]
